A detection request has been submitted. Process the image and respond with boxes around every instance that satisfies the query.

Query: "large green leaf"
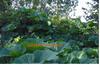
[0,48,10,57]
[79,57,98,64]
[21,38,45,52]
[12,49,58,63]
[34,49,58,63]
[88,35,99,45]
[83,48,98,58]
[12,54,35,63]
[5,44,26,57]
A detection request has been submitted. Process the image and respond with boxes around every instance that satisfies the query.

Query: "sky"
[69,0,93,22]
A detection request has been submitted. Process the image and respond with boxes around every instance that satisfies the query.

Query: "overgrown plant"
[0,8,99,64]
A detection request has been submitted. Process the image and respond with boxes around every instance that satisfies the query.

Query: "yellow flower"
[14,36,21,42]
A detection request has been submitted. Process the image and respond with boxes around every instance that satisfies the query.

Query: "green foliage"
[12,49,58,63]
[12,54,35,63]
[0,48,10,57]
[21,38,45,52]
[0,8,99,64]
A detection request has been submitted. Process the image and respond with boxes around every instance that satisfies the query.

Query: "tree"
[11,0,78,16]
[82,0,99,23]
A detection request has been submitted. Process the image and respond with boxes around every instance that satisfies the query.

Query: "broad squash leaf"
[12,53,35,63]
[21,38,45,52]
[33,49,58,63]
[5,44,26,57]
[0,48,10,57]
